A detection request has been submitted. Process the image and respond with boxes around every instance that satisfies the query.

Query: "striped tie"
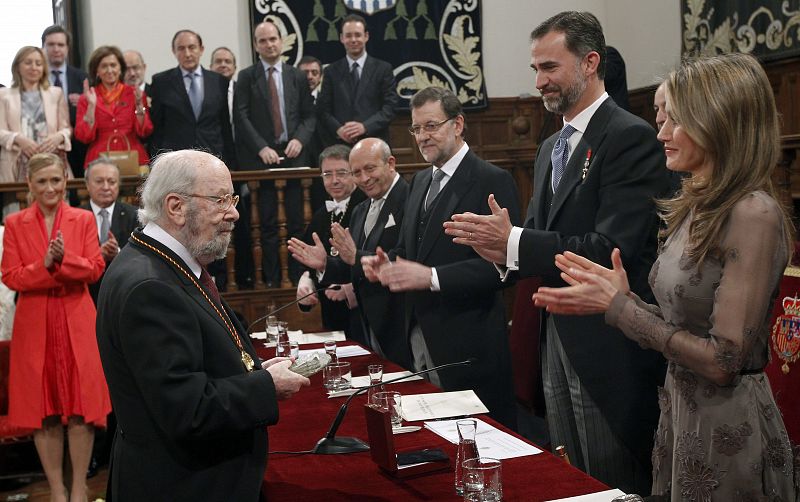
[550,124,577,193]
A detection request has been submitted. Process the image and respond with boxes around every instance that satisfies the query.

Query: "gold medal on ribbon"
[241,351,255,372]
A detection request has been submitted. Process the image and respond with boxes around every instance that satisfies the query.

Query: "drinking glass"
[462,458,502,501]
[278,340,299,360]
[323,340,338,363]
[455,419,479,495]
[372,391,403,428]
[366,364,385,406]
[265,315,279,344]
[325,361,351,391]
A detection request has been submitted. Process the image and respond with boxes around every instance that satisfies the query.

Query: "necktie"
[424,168,446,212]
[364,198,384,238]
[186,73,202,119]
[199,267,222,305]
[350,62,360,92]
[325,200,347,215]
[99,208,110,244]
[52,70,63,88]
[268,66,284,141]
[550,124,577,193]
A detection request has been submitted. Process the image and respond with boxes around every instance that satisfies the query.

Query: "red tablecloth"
[258,343,608,501]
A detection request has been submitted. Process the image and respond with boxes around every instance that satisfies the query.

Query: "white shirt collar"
[563,92,609,134]
[436,141,469,177]
[181,66,203,78]
[261,59,283,73]
[372,172,400,203]
[89,200,116,217]
[50,62,67,74]
[143,222,202,278]
[346,52,367,70]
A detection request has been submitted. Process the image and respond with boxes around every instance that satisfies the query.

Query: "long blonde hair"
[658,53,794,264]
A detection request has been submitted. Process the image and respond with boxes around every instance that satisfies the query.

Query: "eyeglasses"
[407,117,453,136]
[181,193,239,212]
[320,169,352,179]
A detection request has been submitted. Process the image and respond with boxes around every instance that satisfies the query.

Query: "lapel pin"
[581,149,593,181]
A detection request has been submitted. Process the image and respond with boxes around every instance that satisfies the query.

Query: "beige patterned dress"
[606,192,798,501]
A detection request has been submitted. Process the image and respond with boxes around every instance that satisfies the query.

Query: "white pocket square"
[385,214,396,228]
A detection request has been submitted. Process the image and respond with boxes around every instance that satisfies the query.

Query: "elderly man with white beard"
[95,149,308,501]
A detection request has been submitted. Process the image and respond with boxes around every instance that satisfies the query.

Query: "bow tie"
[326,200,347,215]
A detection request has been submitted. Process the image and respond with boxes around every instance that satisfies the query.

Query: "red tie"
[268,66,284,141]
[199,267,221,305]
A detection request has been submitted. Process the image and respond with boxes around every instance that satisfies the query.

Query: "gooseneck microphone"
[245,285,342,334]
[312,358,476,454]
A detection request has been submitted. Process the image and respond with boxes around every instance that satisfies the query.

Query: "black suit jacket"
[96,230,277,501]
[299,189,365,333]
[149,67,236,167]
[316,55,398,145]
[83,201,139,302]
[323,177,411,369]
[234,62,315,169]
[391,150,520,426]
[520,97,670,469]
[65,65,89,172]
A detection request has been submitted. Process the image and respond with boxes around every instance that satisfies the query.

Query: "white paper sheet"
[545,489,626,501]
[255,330,346,345]
[401,390,489,421]
[350,371,423,388]
[424,418,541,459]
[299,345,371,359]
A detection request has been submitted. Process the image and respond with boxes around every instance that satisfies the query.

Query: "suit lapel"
[130,231,229,332]
[404,169,430,260]
[170,68,195,122]
[200,70,216,119]
[418,154,474,262]
[530,136,555,229]
[42,89,56,130]
[4,89,21,132]
[546,99,614,229]
[20,206,47,251]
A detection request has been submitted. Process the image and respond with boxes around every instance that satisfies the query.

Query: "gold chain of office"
[129,234,255,372]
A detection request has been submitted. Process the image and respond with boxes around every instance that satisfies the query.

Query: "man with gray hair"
[96,150,308,501]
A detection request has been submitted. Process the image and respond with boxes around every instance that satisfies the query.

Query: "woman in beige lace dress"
[533,53,798,500]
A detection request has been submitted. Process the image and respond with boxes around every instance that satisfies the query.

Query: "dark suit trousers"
[542,316,652,494]
[258,146,306,284]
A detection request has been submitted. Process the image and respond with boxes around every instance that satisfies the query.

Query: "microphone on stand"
[245,285,342,334]
[312,358,476,454]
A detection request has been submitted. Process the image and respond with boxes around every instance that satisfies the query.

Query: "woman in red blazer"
[75,45,152,168]
[2,153,109,502]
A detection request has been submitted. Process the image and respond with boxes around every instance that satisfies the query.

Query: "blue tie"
[550,124,577,193]
[186,73,202,119]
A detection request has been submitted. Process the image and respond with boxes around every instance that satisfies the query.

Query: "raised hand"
[444,194,512,264]
[361,246,390,282]
[287,233,327,272]
[329,223,356,265]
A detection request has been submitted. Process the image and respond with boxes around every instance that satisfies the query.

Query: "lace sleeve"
[608,193,787,385]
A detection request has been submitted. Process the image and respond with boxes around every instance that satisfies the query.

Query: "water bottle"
[454,418,479,495]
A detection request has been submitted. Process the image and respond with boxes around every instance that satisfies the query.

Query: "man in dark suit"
[149,30,235,166]
[41,25,88,177]
[234,21,316,286]
[96,150,309,501]
[445,12,670,494]
[317,14,398,146]
[361,87,519,428]
[289,138,411,369]
[82,159,138,302]
[293,144,364,338]
[149,29,237,290]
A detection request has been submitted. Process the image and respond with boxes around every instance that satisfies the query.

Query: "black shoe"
[87,455,98,479]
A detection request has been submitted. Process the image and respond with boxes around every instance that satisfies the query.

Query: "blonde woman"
[2,153,109,502]
[0,46,71,215]
[534,53,797,499]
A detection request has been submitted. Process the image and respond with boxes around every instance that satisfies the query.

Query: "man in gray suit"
[317,14,398,146]
[234,21,316,286]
